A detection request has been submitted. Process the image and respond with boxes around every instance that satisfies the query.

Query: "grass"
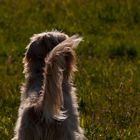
[0,0,140,139]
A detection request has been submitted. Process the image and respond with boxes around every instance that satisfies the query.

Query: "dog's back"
[12,31,86,140]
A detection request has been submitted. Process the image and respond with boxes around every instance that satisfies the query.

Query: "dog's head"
[23,31,68,75]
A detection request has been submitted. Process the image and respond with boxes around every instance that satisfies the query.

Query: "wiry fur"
[12,31,87,140]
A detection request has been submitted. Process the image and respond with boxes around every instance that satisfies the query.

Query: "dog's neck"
[22,69,43,99]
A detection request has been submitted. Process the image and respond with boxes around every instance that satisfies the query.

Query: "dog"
[12,31,87,140]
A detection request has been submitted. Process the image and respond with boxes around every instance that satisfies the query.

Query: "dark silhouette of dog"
[12,31,87,140]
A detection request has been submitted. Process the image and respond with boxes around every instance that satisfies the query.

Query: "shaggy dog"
[12,31,86,140]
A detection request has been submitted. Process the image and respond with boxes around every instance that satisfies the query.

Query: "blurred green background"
[0,0,140,139]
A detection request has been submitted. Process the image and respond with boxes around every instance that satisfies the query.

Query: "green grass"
[0,0,140,139]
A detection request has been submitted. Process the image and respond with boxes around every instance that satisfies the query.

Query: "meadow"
[0,0,140,139]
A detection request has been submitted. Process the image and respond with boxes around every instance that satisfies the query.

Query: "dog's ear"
[25,41,41,61]
[25,40,46,63]
[52,35,83,79]
[25,36,51,62]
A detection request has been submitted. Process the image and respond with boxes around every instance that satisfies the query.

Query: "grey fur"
[12,31,87,140]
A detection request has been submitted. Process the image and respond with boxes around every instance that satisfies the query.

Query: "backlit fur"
[12,31,87,140]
